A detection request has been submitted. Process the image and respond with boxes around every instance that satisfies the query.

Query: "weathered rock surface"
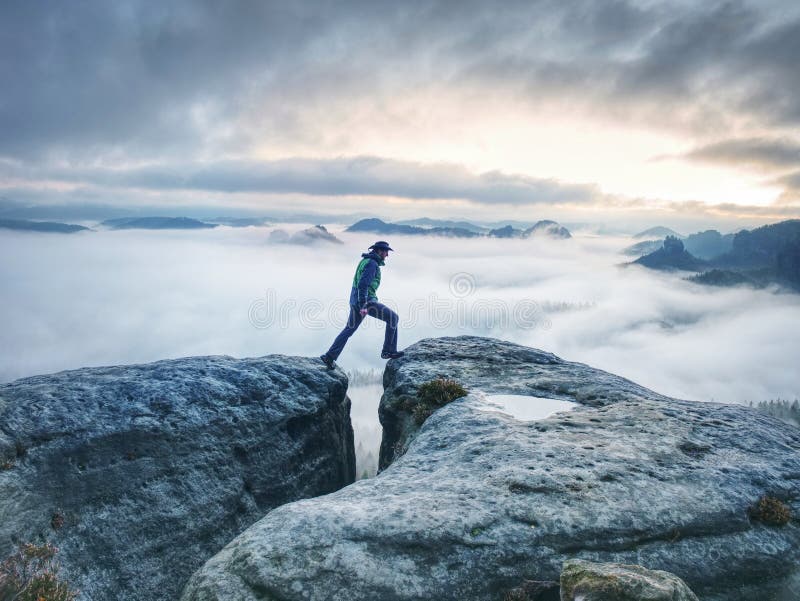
[181,337,800,601]
[379,336,671,469]
[560,559,699,600]
[0,355,355,600]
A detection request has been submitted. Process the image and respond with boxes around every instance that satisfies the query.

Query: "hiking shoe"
[381,351,405,360]
[320,354,336,369]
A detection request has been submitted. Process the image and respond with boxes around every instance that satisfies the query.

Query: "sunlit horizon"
[3,1,800,229]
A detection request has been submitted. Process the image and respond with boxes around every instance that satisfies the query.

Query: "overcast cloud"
[4,1,800,153]
[683,138,800,171]
[3,0,800,220]
[0,157,599,205]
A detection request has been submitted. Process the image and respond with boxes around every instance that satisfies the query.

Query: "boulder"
[0,355,355,600]
[378,336,671,470]
[181,337,800,601]
[560,559,698,600]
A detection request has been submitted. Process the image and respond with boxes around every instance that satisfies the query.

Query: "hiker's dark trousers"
[326,302,398,360]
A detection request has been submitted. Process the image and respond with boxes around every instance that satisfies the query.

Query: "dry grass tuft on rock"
[0,542,78,601]
[749,495,792,526]
[413,378,468,424]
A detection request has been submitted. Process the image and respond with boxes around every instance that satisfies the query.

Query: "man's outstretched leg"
[367,302,403,359]
[321,306,365,368]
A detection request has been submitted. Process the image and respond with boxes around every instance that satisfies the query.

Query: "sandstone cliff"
[182,337,800,601]
[0,354,355,600]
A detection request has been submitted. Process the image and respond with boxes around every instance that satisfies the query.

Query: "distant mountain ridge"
[206,216,272,227]
[714,219,800,270]
[631,220,800,291]
[487,220,571,239]
[269,225,343,245]
[633,236,707,271]
[633,226,683,239]
[683,229,735,259]
[622,239,663,257]
[346,218,481,238]
[347,217,570,239]
[526,219,572,239]
[101,217,218,230]
[624,229,735,259]
[394,218,487,233]
[0,218,90,233]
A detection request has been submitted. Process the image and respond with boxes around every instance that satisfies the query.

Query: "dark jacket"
[349,251,384,308]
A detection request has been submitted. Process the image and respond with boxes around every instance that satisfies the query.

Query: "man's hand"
[360,308,368,317]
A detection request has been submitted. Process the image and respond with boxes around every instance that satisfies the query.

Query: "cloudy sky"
[3,0,800,228]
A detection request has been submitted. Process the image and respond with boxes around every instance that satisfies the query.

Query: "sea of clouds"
[2,223,799,408]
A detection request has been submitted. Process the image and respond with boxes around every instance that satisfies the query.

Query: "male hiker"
[320,241,404,369]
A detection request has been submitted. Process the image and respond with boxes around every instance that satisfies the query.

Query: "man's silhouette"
[321,241,404,369]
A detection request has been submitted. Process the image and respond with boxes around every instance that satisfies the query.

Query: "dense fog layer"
[2,225,799,408]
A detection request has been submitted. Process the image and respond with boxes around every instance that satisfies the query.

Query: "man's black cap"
[369,240,394,252]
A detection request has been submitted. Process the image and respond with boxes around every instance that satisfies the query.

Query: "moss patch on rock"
[412,378,468,424]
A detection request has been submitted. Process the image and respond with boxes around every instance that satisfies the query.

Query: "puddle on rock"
[480,394,577,421]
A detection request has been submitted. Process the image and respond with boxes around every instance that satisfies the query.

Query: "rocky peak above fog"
[182,336,800,601]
